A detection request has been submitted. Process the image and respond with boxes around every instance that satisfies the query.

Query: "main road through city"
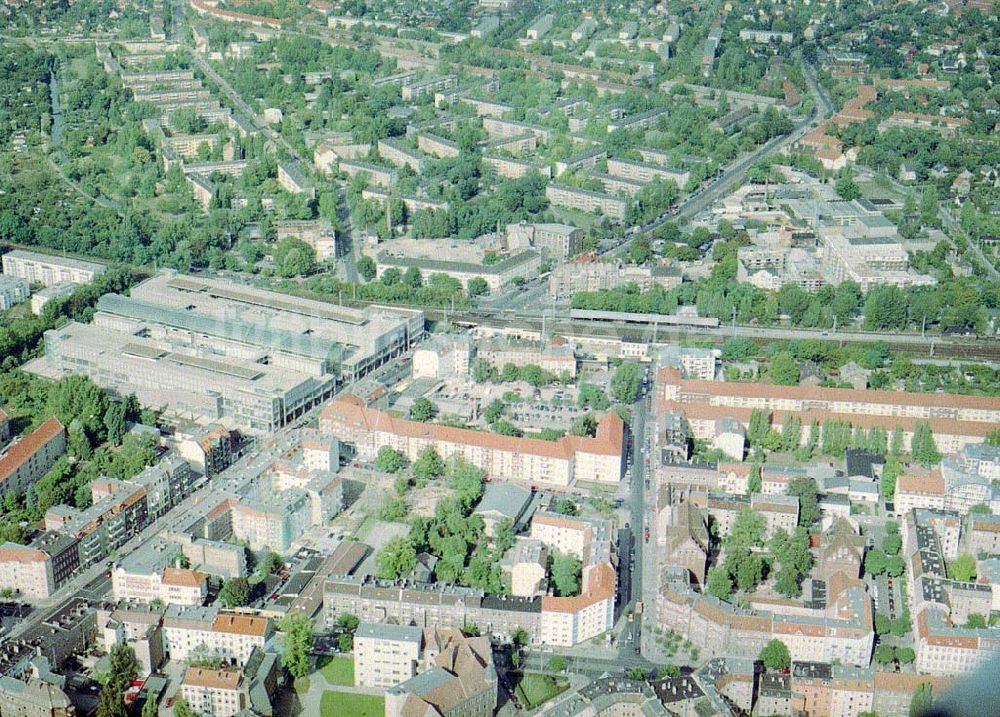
[522,377,659,677]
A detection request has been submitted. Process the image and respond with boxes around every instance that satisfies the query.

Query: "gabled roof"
[0,418,65,486]
[322,396,623,460]
[162,567,208,589]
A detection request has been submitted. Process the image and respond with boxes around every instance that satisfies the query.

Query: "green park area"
[317,656,354,686]
[515,672,569,710]
[320,691,384,717]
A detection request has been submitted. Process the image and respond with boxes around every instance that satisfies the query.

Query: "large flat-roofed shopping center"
[28,272,423,432]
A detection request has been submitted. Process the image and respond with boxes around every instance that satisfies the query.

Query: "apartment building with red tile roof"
[321,395,624,486]
[658,367,997,455]
[0,417,66,499]
[0,542,56,598]
[658,574,875,666]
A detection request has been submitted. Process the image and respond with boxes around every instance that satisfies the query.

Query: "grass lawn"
[515,672,569,710]
[355,514,376,540]
[293,677,310,696]
[317,656,354,686]
[550,206,603,229]
[575,480,618,497]
[319,691,384,717]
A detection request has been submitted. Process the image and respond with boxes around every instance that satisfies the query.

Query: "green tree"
[949,554,977,582]
[380,496,408,521]
[493,420,522,437]
[874,643,895,665]
[172,698,196,717]
[896,647,915,664]
[882,454,903,500]
[449,459,484,511]
[279,613,314,679]
[769,528,812,598]
[865,550,888,576]
[706,566,733,601]
[141,694,160,717]
[964,613,987,629]
[357,255,377,281]
[337,632,354,652]
[467,277,489,297]
[778,284,812,325]
[472,358,496,383]
[273,236,316,277]
[103,401,129,446]
[570,413,598,437]
[47,374,110,442]
[403,266,423,288]
[259,552,284,577]
[375,446,408,473]
[890,425,905,455]
[548,655,566,672]
[919,186,939,228]
[97,644,138,717]
[835,174,861,200]
[721,336,757,361]
[748,408,771,447]
[748,463,762,493]
[376,537,418,579]
[578,383,610,410]
[219,576,251,607]
[759,639,791,671]
[484,399,505,424]
[520,364,547,388]
[781,415,801,452]
[550,552,582,596]
[911,421,941,466]
[768,352,800,385]
[551,498,579,516]
[493,518,515,554]
[727,509,766,548]
[864,285,906,330]
[501,363,520,382]
[832,281,862,323]
[610,362,641,403]
[413,446,444,479]
[788,476,821,527]
[910,682,933,717]
[336,613,360,632]
[798,420,820,461]
[410,397,436,422]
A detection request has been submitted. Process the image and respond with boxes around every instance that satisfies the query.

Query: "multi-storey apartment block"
[504,222,583,259]
[321,395,624,486]
[0,676,74,717]
[606,158,690,186]
[337,159,398,188]
[374,249,541,295]
[0,418,66,500]
[0,543,56,599]
[1,251,106,288]
[181,667,246,717]
[0,274,30,311]
[353,623,423,688]
[658,366,999,454]
[377,139,428,174]
[545,184,627,220]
